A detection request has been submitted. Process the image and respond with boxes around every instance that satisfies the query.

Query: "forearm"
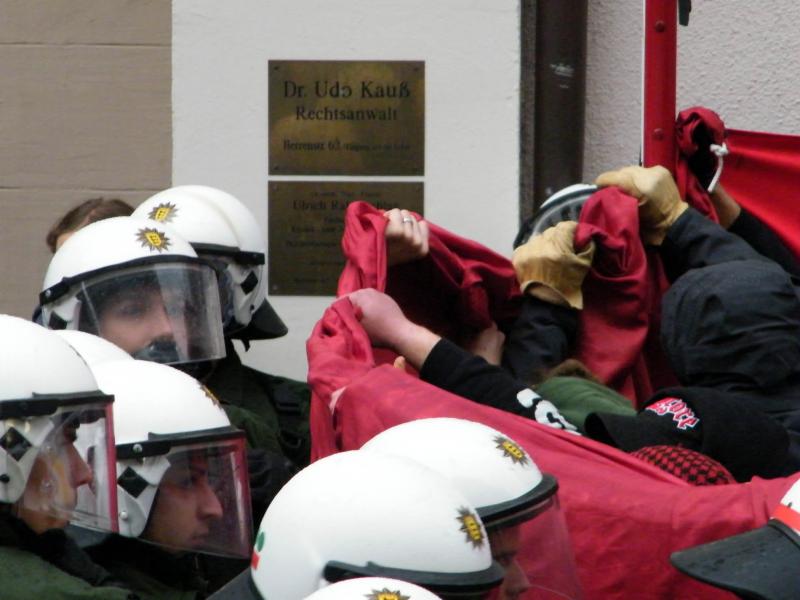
[660,207,767,282]
[729,208,800,279]
[422,338,540,416]
[388,322,442,371]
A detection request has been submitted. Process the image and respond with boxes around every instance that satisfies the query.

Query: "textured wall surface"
[0,0,171,318]
[584,0,800,178]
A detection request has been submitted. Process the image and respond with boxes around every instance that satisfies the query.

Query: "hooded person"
[658,259,800,472]
[209,450,505,600]
[360,417,583,600]
[670,476,800,600]
[83,358,253,599]
[0,315,134,599]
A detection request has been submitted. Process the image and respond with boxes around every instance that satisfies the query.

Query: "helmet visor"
[198,255,238,334]
[505,494,583,600]
[73,262,225,366]
[8,395,117,533]
[137,434,252,558]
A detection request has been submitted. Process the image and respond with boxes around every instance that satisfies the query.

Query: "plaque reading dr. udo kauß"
[269,60,424,176]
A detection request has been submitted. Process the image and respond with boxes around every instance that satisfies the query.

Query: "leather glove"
[595,165,688,245]
[512,221,595,309]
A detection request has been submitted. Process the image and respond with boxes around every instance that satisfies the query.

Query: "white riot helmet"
[303,578,444,600]
[40,216,226,371]
[90,359,252,558]
[514,183,597,248]
[0,315,117,532]
[134,185,287,340]
[362,418,582,600]
[53,330,133,366]
[210,451,504,600]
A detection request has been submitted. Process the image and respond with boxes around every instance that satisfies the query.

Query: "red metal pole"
[642,0,678,171]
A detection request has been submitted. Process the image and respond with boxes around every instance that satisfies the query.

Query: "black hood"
[661,259,800,391]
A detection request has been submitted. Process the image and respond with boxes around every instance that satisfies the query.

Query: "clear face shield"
[484,476,583,600]
[197,255,239,334]
[71,261,225,367]
[2,393,118,534]
[119,429,252,558]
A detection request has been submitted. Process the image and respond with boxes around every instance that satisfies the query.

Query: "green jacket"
[0,516,136,600]
[88,536,209,600]
[534,376,636,433]
[207,341,311,468]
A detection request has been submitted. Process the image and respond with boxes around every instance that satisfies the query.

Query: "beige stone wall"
[0,0,171,318]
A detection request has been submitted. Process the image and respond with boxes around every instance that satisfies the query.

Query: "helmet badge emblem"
[148,202,178,223]
[457,507,485,549]
[200,384,221,407]
[494,435,529,466]
[136,228,172,253]
[367,589,411,600]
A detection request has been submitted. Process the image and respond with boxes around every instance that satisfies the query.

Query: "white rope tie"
[707,142,729,193]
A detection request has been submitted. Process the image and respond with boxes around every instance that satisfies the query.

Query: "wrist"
[391,323,442,370]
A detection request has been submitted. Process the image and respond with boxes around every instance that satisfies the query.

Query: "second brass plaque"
[269,182,424,296]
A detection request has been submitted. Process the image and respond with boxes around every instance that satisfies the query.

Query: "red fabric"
[337,201,522,343]
[574,189,676,406]
[307,297,797,599]
[306,201,799,598]
[674,106,725,221]
[722,128,800,259]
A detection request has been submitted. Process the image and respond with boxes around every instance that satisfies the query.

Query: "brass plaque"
[268,182,424,296]
[269,60,424,175]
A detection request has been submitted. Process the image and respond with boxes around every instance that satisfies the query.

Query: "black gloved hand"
[246,448,298,525]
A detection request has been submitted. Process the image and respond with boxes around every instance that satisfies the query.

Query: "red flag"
[723,127,800,259]
[308,297,796,599]
[307,201,797,598]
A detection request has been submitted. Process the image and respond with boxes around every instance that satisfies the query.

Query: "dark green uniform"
[0,515,136,600]
[207,341,311,468]
[88,535,209,600]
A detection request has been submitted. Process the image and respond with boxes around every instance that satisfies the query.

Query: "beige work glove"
[512,221,595,309]
[595,165,688,245]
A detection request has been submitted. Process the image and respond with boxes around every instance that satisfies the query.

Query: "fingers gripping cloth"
[512,221,595,310]
[595,165,689,245]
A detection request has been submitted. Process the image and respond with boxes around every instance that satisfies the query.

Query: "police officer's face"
[96,287,188,358]
[143,453,224,552]
[17,424,93,534]
[488,526,530,600]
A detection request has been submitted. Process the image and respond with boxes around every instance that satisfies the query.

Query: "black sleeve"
[501,296,579,383]
[420,338,577,436]
[728,207,800,279]
[659,207,770,282]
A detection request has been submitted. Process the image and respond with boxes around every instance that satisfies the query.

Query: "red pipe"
[642,0,678,171]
